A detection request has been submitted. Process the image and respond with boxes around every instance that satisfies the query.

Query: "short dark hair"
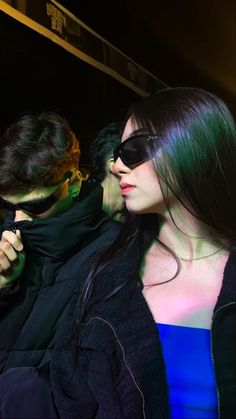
[0,112,80,194]
[89,122,123,182]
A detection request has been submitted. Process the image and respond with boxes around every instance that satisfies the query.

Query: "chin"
[125,205,151,215]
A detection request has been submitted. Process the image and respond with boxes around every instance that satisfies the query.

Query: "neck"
[158,202,225,260]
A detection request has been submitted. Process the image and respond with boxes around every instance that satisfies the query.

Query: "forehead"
[122,118,139,142]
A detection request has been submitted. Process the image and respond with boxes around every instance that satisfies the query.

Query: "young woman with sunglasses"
[47,88,235,419]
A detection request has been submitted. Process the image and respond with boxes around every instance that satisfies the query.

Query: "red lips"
[120,182,135,195]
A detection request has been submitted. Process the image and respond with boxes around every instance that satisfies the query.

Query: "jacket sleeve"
[51,345,99,418]
[0,366,59,419]
[0,280,21,315]
[87,347,145,419]
[73,318,145,419]
[50,309,140,419]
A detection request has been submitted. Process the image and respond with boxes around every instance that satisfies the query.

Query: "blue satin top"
[157,323,218,418]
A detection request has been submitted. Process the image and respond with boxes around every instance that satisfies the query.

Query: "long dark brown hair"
[76,87,236,326]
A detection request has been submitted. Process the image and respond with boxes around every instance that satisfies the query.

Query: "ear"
[68,170,82,199]
[107,157,115,175]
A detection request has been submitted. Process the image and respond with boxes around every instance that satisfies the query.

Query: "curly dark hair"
[0,112,80,194]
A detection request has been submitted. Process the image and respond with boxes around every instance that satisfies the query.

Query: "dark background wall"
[0,11,139,164]
[59,0,236,114]
[0,0,235,166]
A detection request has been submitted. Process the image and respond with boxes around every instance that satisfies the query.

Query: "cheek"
[127,175,164,213]
[34,210,53,219]
[33,197,69,220]
[151,179,163,199]
[34,201,66,219]
[141,165,162,195]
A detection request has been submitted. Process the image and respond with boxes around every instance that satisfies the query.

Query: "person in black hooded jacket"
[0,112,120,413]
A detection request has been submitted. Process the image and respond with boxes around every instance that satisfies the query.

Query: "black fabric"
[212,251,236,419]
[0,367,58,418]
[48,232,169,419]
[3,181,109,260]
[51,249,236,419]
[0,181,119,371]
[0,207,235,418]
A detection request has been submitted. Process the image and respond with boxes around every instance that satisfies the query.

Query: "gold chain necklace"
[159,245,225,262]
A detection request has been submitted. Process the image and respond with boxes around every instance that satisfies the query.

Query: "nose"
[111,157,131,177]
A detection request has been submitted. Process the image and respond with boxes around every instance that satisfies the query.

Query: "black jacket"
[49,247,236,419]
[0,225,235,418]
[0,182,119,372]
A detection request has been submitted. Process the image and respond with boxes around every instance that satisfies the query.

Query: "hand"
[0,229,25,288]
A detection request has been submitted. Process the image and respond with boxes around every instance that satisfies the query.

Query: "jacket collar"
[214,250,236,311]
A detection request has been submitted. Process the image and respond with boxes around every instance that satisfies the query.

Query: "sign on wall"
[0,0,167,96]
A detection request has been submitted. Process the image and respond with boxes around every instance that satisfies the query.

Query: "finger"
[1,230,24,252]
[0,249,12,271]
[0,240,18,262]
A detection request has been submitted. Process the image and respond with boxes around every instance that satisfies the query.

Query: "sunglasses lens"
[114,135,148,166]
[0,198,15,211]
[21,195,56,214]
[0,173,71,215]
